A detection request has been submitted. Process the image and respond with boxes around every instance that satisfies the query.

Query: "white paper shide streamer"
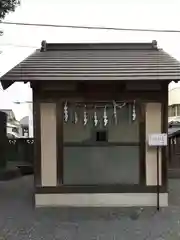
[74,111,78,124]
[63,100,136,125]
[132,100,136,121]
[94,107,98,126]
[83,105,88,126]
[103,106,108,126]
[64,101,68,122]
[113,102,117,125]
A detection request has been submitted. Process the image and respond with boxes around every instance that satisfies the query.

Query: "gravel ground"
[0,176,180,240]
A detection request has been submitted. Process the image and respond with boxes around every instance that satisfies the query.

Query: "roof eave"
[1,80,15,90]
[1,80,29,90]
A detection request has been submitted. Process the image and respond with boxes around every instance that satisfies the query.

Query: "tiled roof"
[20,116,29,126]
[1,40,180,89]
[168,127,180,138]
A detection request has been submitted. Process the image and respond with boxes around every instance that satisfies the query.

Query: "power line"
[1,21,180,33]
[14,101,32,104]
[0,43,37,48]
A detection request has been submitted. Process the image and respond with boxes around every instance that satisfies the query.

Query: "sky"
[1,0,180,120]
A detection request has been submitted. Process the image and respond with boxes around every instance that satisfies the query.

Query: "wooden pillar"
[33,91,41,186]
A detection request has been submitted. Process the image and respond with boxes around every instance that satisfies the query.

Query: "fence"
[7,138,34,170]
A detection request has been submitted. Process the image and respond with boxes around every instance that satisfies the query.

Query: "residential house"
[20,116,29,137]
[168,122,180,177]
[1,109,20,138]
[168,87,180,123]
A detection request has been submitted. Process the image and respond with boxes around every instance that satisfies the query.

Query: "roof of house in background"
[20,116,29,126]
[1,40,180,89]
[168,128,180,138]
[1,109,16,119]
[0,109,19,125]
[168,122,180,137]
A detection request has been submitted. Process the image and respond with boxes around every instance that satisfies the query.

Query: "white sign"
[148,133,168,147]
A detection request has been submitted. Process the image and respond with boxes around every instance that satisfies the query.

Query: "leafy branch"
[0,0,20,20]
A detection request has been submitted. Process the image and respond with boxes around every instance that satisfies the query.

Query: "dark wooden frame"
[33,87,41,187]
[32,80,168,194]
[36,185,166,194]
[56,100,63,185]
[161,85,168,189]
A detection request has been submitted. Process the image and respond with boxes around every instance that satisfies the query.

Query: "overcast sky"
[0,0,180,120]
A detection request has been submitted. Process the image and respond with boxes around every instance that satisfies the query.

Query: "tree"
[0,0,20,20]
[0,0,20,35]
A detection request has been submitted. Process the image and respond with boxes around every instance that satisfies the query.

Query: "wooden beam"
[33,88,41,186]
[56,100,63,185]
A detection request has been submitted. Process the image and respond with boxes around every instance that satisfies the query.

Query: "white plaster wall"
[40,103,57,186]
[145,103,162,186]
[169,87,180,106]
